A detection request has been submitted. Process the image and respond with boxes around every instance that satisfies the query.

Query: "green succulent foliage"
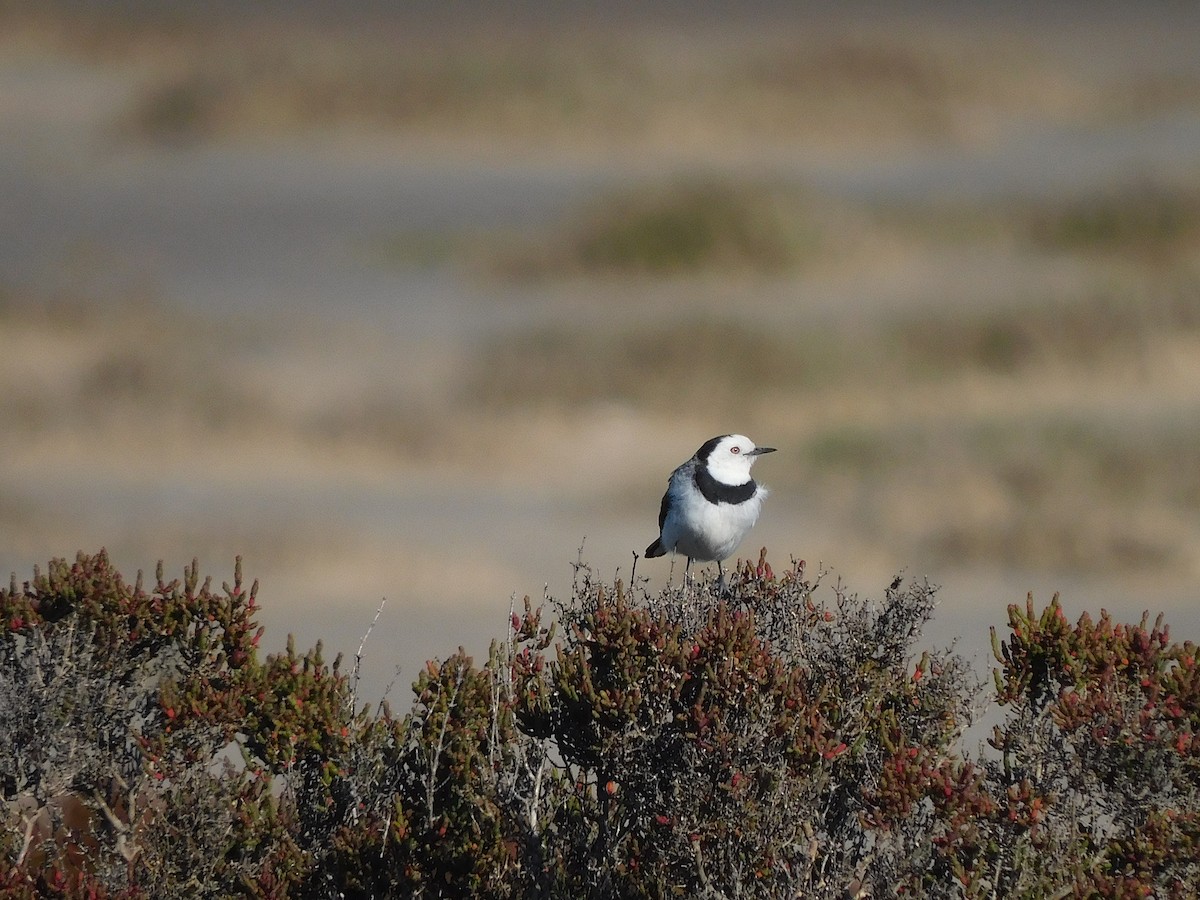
[0,551,352,898]
[986,595,1200,897]
[504,555,986,898]
[4,551,1200,898]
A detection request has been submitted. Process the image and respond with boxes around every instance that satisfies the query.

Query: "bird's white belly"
[661,488,764,562]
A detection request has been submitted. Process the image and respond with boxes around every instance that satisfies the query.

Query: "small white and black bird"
[645,434,776,588]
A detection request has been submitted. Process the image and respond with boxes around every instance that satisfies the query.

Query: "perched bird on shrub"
[645,434,775,589]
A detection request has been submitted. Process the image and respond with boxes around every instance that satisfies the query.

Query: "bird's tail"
[645,538,666,558]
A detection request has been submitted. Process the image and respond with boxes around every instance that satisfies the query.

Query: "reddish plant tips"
[1,551,1198,896]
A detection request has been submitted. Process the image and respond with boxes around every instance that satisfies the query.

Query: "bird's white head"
[697,434,776,485]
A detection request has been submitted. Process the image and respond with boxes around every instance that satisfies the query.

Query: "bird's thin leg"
[716,560,728,594]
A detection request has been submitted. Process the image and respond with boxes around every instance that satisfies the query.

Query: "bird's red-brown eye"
[731,447,741,454]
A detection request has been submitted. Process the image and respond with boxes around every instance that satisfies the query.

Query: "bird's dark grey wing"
[658,461,690,531]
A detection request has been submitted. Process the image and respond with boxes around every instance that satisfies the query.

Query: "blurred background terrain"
[2,0,1199,707]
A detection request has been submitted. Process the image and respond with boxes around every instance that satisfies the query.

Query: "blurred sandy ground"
[2,1,1200,709]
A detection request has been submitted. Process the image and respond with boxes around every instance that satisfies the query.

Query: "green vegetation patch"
[491,179,821,279]
[6,552,1200,896]
[1023,182,1200,258]
[569,180,813,274]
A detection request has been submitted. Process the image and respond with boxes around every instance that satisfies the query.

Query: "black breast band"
[693,467,756,504]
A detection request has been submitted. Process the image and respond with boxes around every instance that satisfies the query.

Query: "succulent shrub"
[3,551,1199,899]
